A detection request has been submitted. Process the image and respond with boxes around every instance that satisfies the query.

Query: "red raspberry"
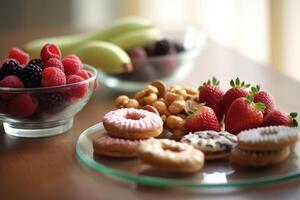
[66,75,88,98]
[0,75,24,100]
[62,55,82,76]
[40,43,62,62]
[8,48,29,65]
[77,70,90,80]
[7,93,38,117]
[0,75,24,88]
[44,58,64,71]
[42,67,66,87]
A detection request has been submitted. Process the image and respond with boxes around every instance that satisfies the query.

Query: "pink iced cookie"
[93,134,142,157]
[103,108,163,139]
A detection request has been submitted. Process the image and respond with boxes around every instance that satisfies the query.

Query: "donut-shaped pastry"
[237,126,299,151]
[103,108,163,139]
[93,134,142,157]
[181,131,237,160]
[138,138,204,173]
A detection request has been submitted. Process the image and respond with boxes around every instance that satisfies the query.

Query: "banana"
[108,27,161,50]
[24,17,151,57]
[75,41,132,74]
[95,16,152,41]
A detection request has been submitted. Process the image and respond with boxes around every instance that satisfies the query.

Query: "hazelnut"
[115,95,129,108]
[125,99,139,108]
[168,100,185,114]
[152,100,167,115]
[165,115,185,129]
[165,92,178,105]
[185,87,198,95]
[145,85,158,94]
[144,93,158,105]
[135,90,147,100]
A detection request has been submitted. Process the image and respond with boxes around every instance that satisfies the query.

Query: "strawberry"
[186,104,220,132]
[198,77,225,122]
[225,95,265,134]
[222,78,250,115]
[251,85,276,116]
[262,109,298,127]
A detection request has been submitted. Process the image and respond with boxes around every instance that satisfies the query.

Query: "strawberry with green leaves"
[198,77,225,122]
[222,78,250,115]
[262,109,298,127]
[225,95,265,134]
[186,104,220,133]
[251,85,276,116]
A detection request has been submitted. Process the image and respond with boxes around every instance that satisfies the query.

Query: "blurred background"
[0,0,299,81]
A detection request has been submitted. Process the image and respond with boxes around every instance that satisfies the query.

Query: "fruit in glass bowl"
[0,44,98,138]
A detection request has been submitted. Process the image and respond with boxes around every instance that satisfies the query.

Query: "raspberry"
[76,70,90,80]
[7,93,38,117]
[62,55,82,76]
[44,57,64,71]
[0,75,24,100]
[66,75,88,98]
[38,92,66,109]
[0,75,24,88]
[0,59,22,79]
[154,39,172,56]
[42,67,66,87]
[28,58,45,69]
[8,47,29,65]
[21,64,43,88]
[144,44,155,56]
[40,43,62,62]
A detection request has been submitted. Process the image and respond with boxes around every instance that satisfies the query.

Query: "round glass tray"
[76,123,300,188]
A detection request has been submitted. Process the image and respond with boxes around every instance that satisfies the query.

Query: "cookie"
[230,146,290,167]
[93,134,142,158]
[181,131,237,160]
[103,108,163,139]
[138,138,205,173]
[237,126,299,151]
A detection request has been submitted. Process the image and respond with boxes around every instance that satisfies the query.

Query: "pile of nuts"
[114,80,199,139]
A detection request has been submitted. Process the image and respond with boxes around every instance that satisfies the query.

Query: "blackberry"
[38,93,66,109]
[21,64,43,88]
[174,42,185,53]
[28,58,45,69]
[154,39,171,56]
[0,59,22,80]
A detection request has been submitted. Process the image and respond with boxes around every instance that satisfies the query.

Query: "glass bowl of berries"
[0,44,98,138]
[98,28,206,92]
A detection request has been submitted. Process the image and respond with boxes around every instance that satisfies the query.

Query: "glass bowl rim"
[0,64,97,92]
[76,123,300,188]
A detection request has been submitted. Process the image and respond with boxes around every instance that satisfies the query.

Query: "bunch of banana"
[25,17,161,74]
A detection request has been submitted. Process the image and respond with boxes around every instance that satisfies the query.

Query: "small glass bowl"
[98,28,206,92]
[0,65,97,138]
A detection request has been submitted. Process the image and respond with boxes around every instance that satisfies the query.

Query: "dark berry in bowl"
[28,58,45,69]
[0,59,22,80]
[21,63,43,88]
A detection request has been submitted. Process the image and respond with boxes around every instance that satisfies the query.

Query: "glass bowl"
[76,123,300,189]
[0,65,97,138]
[98,28,206,92]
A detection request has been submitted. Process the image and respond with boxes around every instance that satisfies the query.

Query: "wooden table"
[1,41,300,200]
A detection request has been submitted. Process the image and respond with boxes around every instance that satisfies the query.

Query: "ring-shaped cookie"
[138,138,204,173]
[103,108,163,139]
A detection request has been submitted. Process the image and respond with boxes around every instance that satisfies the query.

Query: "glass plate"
[76,123,300,188]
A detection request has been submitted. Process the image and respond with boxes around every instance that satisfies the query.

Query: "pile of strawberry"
[186,77,298,135]
[0,43,96,118]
